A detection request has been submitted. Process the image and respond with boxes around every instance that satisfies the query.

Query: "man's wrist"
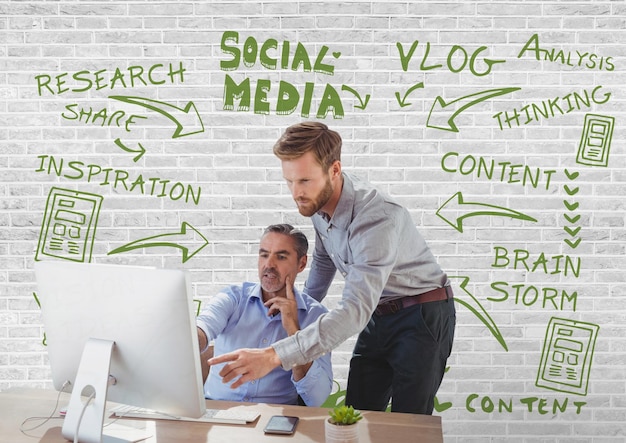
[267,345,282,368]
[285,322,300,337]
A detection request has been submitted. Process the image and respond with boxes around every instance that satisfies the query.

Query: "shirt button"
[262,338,268,344]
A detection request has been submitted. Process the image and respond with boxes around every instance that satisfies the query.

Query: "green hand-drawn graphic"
[36,187,103,263]
[220,31,338,75]
[219,32,344,118]
[564,169,579,181]
[492,86,611,130]
[536,317,599,396]
[576,113,615,167]
[223,75,345,118]
[564,213,581,225]
[427,87,521,132]
[563,168,582,249]
[562,168,581,249]
[396,41,505,76]
[341,85,370,110]
[433,397,453,413]
[114,138,147,162]
[35,154,202,206]
[109,95,205,138]
[450,276,508,351]
[518,34,615,72]
[35,63,187,97]
[61,104,147,131]
[395,82,424,108]
[441,152,556,190]
[436,191,537,233]
[108,221,208,263]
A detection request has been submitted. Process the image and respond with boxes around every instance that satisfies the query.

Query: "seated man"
[196,224,333,406]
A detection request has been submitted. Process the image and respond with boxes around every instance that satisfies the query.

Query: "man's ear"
[297,255,308,273]
[329,160,342,179]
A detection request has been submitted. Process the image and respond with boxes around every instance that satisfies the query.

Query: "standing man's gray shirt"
[272,173,449,369]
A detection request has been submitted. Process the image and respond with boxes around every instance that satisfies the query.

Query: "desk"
[1,388,443,443]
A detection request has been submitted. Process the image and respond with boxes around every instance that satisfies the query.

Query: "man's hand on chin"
[208,347,282,389]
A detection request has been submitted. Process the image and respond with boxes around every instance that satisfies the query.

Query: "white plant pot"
[325,419,359,443]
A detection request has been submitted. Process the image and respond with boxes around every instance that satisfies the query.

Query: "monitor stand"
[62,338,150,443]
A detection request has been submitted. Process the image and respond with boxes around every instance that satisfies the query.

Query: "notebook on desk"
[110,404,261,425]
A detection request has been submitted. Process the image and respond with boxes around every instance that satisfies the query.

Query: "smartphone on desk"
[263,415,299,435]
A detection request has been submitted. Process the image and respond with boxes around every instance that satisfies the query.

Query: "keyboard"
[110,404,261,425]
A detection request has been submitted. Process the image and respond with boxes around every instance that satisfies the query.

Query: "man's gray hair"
[263,224,308,259]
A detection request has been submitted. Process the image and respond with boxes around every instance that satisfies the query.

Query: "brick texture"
[1,1,625,440]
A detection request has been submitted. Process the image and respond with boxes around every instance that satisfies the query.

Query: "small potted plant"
[325,405,363,443]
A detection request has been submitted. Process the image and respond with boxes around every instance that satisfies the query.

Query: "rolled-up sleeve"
[292,351,333,406]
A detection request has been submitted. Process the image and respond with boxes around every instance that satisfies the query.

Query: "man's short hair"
[263,224,308,259]
[272,121,342,170]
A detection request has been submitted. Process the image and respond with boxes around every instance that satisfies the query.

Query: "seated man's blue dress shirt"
[196,282,333,406]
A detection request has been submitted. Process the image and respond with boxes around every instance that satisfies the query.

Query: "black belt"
[374,286,453,316]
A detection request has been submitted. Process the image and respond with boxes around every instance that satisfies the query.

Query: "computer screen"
[34,261,205,442]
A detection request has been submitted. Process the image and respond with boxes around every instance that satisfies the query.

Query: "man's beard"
[261,267,283,293]
[295,176,333,217]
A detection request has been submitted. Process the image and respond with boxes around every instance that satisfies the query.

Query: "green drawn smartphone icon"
[36,187,103,263]
[536,317,599,396]
[576,113,615,167]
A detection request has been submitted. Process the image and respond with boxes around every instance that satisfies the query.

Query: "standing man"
[210,122,455,415]
[197,223,332,406]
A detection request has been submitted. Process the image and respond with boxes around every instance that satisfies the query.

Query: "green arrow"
[564,185,579,196]
[563,200,579,211]
[114,138,146,162]
[395,82,424,107]
[564,169,579,180]
[108,222,208,263]
[433,396,453,413]
[451,276,508,351]
[436,192,537,233]
[427,87,520,132]
[110,95,204,138]
[564,238,582,249]
[564,226,582,237]
[564,214,581,224]
[341,85,370,109]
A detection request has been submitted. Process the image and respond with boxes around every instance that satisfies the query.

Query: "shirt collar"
[251,283,307,311]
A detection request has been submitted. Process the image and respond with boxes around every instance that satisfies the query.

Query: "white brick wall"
[1,1,625,440]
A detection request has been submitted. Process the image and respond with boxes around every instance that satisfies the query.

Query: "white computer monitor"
[34,260,205,443]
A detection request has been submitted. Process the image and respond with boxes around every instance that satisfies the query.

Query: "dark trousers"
[345,298,456,415]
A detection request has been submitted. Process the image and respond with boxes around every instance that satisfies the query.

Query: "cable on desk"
[19,380,70,437]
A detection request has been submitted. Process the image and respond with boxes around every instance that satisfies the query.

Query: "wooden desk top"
[1,388,443,443]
